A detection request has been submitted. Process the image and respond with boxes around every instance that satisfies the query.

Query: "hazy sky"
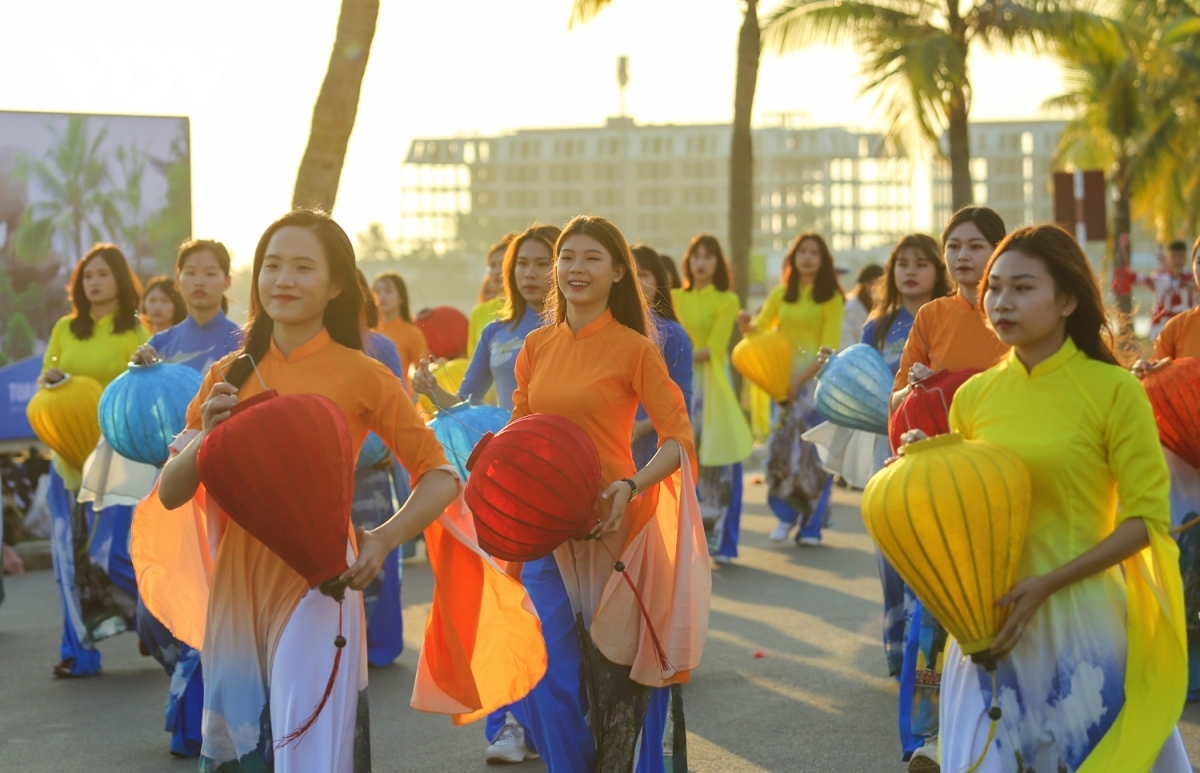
[0,0,1066,266]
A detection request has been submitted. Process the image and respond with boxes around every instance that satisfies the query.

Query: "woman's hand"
[1132,358,1169,380]
[411,359,437,396]
[883,429,928,467]
[341,527,391,591]
[594,480,634,536]
[200,382,239,432]
[815,346,835,367]
[39,368,65,387]
[991,575,1055,658]
[736,310,754,335]
[692,348,711,363]
[131,344,160,366]
[907,363,935,384]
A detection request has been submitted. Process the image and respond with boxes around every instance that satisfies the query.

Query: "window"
[637,188,671,206]
[682,187,717,205]
[637,161,672,180]
[550,164,583,182]
[682,160,717,178]
[595,189,623,207]
[504,191,539,208]
[550,190,583,207]
[594,163,621,180]
[504,165,539,183]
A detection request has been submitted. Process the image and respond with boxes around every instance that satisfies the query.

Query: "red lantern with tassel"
[465,413,602,562]
[889,368,982,453]
[415,306,469,360]
[196,389,356,747]
[1142,357,1200,469]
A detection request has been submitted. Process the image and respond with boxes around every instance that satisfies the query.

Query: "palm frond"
[762,0,928,54]
[569,0,614,27]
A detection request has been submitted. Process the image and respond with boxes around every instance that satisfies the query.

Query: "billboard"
[0,110,191,363]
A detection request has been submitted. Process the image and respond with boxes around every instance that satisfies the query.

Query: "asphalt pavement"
[3,479,1200,772]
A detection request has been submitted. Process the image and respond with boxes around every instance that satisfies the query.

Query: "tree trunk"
[729,0,759,307]
[947,85,973,212]
[292,0,380,212]
[1113,155,1134,340]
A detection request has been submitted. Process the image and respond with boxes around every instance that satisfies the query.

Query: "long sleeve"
[893,305,932,393]
[457,323,496,403]
[664,324,694,414]
[706,293,739,358]
[821,295,846,351]
[1105,374,1171,528]
[754,285,783,333]
[361,359,450,485]
[632,343,696,477]
[510,330,536,421]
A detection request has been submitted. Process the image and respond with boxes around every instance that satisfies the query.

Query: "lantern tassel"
[275,600,346,749]
[962,668,1001,773]
[597,539,673,676]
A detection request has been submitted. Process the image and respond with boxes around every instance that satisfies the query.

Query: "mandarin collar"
[569,308,614,340]
[952,291,978,311]
[268,328,332,363]
[1008,336,1079,378]
[191,310,227,331]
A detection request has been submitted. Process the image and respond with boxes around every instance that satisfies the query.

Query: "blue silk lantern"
[99,362,202,466]
[427,402,510,482]
[814,344,892,434]
[356,432,391,471]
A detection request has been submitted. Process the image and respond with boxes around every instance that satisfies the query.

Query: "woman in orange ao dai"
[510,215,709,772]
[135,209,543,773]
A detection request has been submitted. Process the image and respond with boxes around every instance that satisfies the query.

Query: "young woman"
[738,232,845,546]
[859,235,953,764]
[373,271,428,379]
[467,232,517,357]
[414,223,558,766]
[39,244,149,678]
[134,209,540,772]
[413,224,557,415]
[841,263,884,350]
[509,215,707,773]
[672,235,753,562]
[936,223,1189,772]
[137,240,242,374]
[142,275,186,334]
[130,240,244,756]
[632,245,693,471]
[891,207,1010,409]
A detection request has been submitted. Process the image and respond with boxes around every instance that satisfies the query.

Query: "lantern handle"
[220,354,271,393]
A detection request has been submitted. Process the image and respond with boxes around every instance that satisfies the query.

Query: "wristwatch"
[620,478,639,497]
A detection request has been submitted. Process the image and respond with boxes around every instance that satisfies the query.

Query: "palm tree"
[763,0,1093,211]
[571,0,761,305]
[15,115,119,264]
[292,0,380,212]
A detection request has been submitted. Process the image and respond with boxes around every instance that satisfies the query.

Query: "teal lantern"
[427,402,510,482]
[357,432,391,471]
[814,344,892,433]
[99,362,202,466]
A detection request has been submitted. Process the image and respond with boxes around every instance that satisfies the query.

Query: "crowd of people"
[1,202,1199,773]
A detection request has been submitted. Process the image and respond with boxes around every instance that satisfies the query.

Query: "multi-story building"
[400,116,916,273]
[932,120,1068,230]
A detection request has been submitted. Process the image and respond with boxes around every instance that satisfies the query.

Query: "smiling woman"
[135,208,545,773]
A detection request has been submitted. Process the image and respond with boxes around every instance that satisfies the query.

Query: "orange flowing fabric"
[131,330,545,728]
[378,317,430,377]
[513,309,709,686]
[1156,307,1200,360]
[892,294,1009,393]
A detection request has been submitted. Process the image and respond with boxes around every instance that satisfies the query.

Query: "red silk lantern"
[196,389,356,747]
[889,369,982,453]
[465,413,602,562]
[1142,358,1200,469]
[415,306,469,360]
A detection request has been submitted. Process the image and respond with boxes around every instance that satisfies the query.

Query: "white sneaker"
[712,554,732,565]
[485,720,539,764]
[797,536,821,547]
[769,521,793,543]
[907,737,939,772]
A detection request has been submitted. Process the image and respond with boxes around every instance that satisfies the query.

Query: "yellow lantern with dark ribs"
[26,374,105,472]
[731,330,792,403]
[862,432,1032,667]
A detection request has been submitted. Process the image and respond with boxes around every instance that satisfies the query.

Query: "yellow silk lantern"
[862,432,1031,666]
[732,330,792,403]
[417,358,470,415]
[26,374,105,472]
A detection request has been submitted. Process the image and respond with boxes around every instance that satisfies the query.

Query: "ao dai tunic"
[754,283,845,364]
[941,339,1186,773]
[892,294,1009,392]
[377,317,429,376]
[458,305,542,411]
[43,312,149,386]
[512,309,707,685]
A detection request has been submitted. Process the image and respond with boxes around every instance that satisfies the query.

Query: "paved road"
[3,480,1200,772]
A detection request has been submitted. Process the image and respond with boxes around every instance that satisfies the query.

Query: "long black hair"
[373,271,412,323]
[870,234,951,350]
[631,244,679,323]
[548,215,651,340]
[502,224,561,330]
[941,206,1006,251]
[68,244,143,340]
[225,209,364,388]
[782,232,843,304]
[983,224,1119,366]
[680,234,731,292]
